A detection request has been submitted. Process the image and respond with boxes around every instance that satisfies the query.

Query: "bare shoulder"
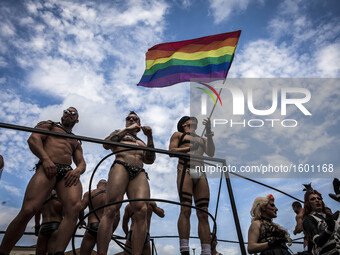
[170,131,181,140]
[35,120,54,130]
[250,220,261,229]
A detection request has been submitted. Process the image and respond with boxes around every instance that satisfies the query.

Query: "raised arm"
[203,118,215,157]
[27,122,56,179]
[142,126,156,164]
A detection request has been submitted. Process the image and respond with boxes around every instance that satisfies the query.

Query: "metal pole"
[223,160,247,255]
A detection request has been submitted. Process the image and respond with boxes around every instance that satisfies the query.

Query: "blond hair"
[250,196,292,245]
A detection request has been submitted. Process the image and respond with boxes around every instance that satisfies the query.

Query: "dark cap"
[177,116,198,132]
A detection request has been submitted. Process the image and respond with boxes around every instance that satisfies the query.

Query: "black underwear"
[87,222,99,238]
[39,221,60,236]
[127,230,150,244]
[112,160,149,180]
[35,161,72,182]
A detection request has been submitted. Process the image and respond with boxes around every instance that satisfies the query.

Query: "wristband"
[205,132,214,137]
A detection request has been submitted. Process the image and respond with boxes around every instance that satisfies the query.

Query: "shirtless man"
[122,201,165,255]
[80,179,120,255]
[0,107,86,255]
[292,201,304,235]
[169,116,215,255]
[35,190,63,255]
[97,111,156,255]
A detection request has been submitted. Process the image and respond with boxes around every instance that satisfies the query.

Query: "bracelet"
[205,132,214,137]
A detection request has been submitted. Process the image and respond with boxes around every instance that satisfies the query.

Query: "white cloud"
[0,182,22,197]
[317,43,340,77]
[208,0,263,23]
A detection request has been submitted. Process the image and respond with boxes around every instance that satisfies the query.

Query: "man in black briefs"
[169,116,215,255]
[97,111,155,255]
[80,179,120,255]
[0,107,86,255]
[35,190,63,255]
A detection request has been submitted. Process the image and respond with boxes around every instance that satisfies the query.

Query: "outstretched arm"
[150,202,165,218]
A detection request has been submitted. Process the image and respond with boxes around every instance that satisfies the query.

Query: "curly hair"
[303,190,326,216]
[250,196,292,245]
[250,196,269,221]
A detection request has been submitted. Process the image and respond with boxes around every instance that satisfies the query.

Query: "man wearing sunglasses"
[97,111,155,255]
[0,107,86,255]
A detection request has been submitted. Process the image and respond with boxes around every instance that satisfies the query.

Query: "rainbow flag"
[137,30,241,88]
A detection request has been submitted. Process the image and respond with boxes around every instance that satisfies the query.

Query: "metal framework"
[0,122,303,254]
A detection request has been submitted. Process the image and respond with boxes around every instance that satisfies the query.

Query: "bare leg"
[47,229,58,254]
[97,165,129,255]
[36,234,49,255]
[0,168,53,253]
[51,179,83,252]
[80,232,96,255]
[123,238,132,255]
[194,177,210,244]
[143,241,151,255]
[127,172,150,255]
[177,170,193,240]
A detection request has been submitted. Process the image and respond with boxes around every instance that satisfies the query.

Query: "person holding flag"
[169,116,215,255]
[138,30,241,254]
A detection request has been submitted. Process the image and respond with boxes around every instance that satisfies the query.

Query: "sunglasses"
[126,116,139,121]
[63,109,77,116]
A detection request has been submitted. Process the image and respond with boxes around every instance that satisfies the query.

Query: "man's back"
[41,194,63,223]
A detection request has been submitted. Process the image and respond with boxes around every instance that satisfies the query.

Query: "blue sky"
[0,0,340,254]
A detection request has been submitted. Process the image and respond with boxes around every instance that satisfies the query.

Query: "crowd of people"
[0,107,339,255]
[0,108,216,255]
[247,180,339,255]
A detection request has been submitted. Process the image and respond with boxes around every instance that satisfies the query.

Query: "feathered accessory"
[303,183,315,193]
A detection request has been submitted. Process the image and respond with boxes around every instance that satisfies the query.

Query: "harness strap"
[91,189,106,199]
[35,120,82,144]
[195,197,210,208]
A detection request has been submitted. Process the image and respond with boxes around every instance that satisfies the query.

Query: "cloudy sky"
[0,0,339,254]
